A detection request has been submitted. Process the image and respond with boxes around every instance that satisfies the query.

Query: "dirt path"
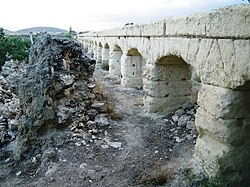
[0,65,197,187]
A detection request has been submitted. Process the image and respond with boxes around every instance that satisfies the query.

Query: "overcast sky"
[0,0,248,32]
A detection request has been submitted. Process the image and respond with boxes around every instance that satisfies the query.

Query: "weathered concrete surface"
[78,4,250,185]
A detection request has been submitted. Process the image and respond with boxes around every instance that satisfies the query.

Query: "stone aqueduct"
[78,5,250,184]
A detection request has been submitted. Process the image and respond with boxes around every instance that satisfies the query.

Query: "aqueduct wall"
[78,5,250,184]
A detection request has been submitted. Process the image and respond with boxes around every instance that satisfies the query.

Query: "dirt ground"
[0,64,198,187]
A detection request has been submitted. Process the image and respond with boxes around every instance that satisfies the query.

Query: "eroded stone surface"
[13,34,96,159]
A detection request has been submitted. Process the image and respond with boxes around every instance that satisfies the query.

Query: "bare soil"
[0,65,197,187]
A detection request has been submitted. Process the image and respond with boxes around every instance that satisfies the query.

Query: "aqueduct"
[78,5,250,184]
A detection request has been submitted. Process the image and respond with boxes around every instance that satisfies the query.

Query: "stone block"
[198,84,250,119]
[164,5,250,38]
[164,14,207,37]
[144,80,191,97]
[140,20,165,36]
[194,134,250,178]
[195,108,250,145]
[144,95,190,113]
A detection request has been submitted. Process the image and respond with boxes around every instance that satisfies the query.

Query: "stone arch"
[92,41,98,59]
[96,42,102,63]
[121,48,144,88]
[109,44,123,78]
[102,43,110,64]
[144,55,194,113]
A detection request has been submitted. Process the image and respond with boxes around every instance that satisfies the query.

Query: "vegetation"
[58,27,77,39]
[93,81,123,120]
[101,62,109,71]
[0,28,31,67]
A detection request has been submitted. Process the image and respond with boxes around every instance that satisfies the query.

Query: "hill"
[4,27,67,35]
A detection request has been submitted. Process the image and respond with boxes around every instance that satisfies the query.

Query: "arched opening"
[93,41,98,59]
[144,55,194,113]
[109,45,122,78]
[121,48,144,88]
[96,42,102,63]
[102,43,110,64]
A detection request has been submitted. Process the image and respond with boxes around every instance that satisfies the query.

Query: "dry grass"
[93,81,123,120]
[140,162,172,186]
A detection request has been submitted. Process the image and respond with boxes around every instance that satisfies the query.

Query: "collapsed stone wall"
[0,75,19,146]
[0,60,25,147]
[12,34,97,159]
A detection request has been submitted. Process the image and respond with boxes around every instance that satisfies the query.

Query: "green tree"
[0,28,7,67]
[0,28,31,68]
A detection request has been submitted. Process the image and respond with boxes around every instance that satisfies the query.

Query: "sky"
[0,0,248,32]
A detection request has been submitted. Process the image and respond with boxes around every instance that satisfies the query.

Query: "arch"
[102,43,110,64]
[121,48,145,87]
[109,44,123,77]
[104,43,110,49]
[96,42,103,63]
[144,55,194,113]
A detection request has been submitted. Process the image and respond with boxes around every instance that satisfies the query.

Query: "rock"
[41,148,57,165]
[87,83,96,89]
[107,141,122,149]
[12,34,96,159]
[16,171,22,176]
[187,109,195,116]
[104,137,122,148]
[172,115,179,122]
[87,109,98,121]
[75,142,81,146]
[0,74,20,146]
[45,163,58,177]
[86,121,97,129]
[175,109,185,117]
[95,114,109,127]
[178,115,191,127]
[101,145,109,149]
[174,136,182,143]
[186,120,195,130]
[91,102,107,113]
[182,102,195,111]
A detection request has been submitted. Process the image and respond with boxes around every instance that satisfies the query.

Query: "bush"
[0,28,31,67]
[101,62,109,71]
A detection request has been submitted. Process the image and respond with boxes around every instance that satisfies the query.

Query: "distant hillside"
[4,27,67,35]
[3,29,15,35]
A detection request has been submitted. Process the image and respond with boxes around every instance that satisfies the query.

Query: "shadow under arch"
[145,55,195,113]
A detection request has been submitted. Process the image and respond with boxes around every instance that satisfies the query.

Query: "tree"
[242,0,250,3]
[0,28,7,66]
[0,28,31,68]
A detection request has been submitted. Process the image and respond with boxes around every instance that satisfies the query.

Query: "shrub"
[0,28,31,67]
[93,81,123,120]
[101,62,109,71]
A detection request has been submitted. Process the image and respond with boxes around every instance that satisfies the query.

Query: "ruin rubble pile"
[11,34,101,159]
[0,75,19,146]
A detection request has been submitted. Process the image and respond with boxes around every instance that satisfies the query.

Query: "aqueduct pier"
[78,5,250,185]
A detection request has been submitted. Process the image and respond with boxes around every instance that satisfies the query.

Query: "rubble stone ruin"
[78,5,250,185]
[11,34,96,159]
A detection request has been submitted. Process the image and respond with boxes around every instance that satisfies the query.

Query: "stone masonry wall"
[78,4,250,185]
